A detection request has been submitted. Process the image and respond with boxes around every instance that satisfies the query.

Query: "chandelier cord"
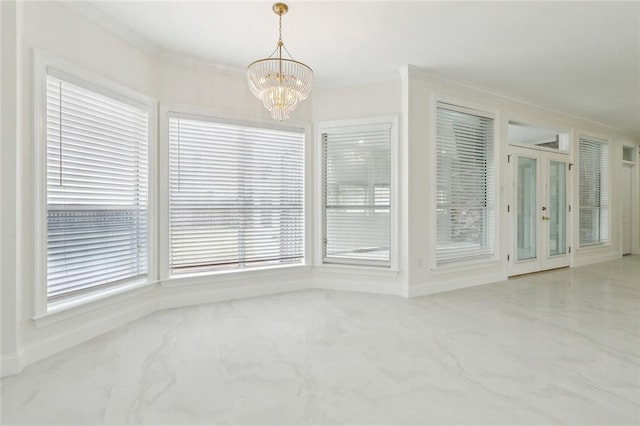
[276,12,283,82]
[278,12,283,46]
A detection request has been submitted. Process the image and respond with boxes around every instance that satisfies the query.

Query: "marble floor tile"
[2,256,639,425]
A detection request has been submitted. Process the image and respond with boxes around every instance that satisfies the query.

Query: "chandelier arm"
[282,45,296,61]
[266,45,279,59]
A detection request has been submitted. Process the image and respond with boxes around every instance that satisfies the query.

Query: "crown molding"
[158,50,244,77]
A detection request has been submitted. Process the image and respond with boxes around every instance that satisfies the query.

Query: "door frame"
[508,145,572,276]
[621,163,633,255]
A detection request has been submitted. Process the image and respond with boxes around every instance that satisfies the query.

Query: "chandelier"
[247,3,313,121]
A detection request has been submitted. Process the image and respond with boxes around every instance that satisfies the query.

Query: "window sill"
[162,263,312,288]
[577,243,611,251]
[431,257,500,275]
[314,263,399,277]
[33,279,157,328]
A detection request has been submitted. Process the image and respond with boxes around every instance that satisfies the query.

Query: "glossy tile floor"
[2,256,640,425]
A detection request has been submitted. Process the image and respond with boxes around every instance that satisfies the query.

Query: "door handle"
[542,216,550,221]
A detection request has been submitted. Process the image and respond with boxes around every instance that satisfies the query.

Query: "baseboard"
[572,250,620,268]
[156,278,311,310]
[1,350,24,377]
[1,300,155,378]
[2,279,312,377]
[408,272,506,297]
[312,279,407,297]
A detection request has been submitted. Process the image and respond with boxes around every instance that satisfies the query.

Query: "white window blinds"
[168,116,304,273]
[579,137,609,246]
[436,104,495,264]
[46,73,149,302]
[322,123,392,266]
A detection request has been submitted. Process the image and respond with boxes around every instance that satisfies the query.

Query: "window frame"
[33,51,158,317]
[158,104,311,284]
[431,97,499,269]
[315,116,399,271]
[577,133,610,249]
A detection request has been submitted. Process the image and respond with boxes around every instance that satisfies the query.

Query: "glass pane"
[517,157,537,261]
[623,146,634,162]
[436,107,495,264]
[168,118,305,273]
[579,138,609,245]
[323,124,392,265]
[509,122,567,150]
[548,161,567,256]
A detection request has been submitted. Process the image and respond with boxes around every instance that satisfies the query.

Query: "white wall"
[1,0,22,367]
[311,80,401,122]
[2,2,638,376]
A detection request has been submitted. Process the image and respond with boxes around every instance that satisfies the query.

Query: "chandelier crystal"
[247,3,313,121]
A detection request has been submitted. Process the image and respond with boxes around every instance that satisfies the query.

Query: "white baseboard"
[2,278,311,377]
[408,272,506,297]
[1,350,24,377]
[156,279,311,310]
[312,279,407,297]
[572,250,620,268]
[10,300,155,378]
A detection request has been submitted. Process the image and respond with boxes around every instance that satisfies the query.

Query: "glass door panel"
[548,160,566,256]
[517,157,537,261]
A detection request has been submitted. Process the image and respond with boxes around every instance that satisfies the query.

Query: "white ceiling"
[81,1,640,138]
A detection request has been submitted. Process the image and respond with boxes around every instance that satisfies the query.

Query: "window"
[436,103,495,264]
[168,116,304,273]
[508,121,569,151]
[45,71,150,303]
[623,146,635,163]
[321,122,392,266]
[579,136,609,246]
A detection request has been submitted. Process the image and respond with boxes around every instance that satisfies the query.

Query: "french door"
[509,147,570,276]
